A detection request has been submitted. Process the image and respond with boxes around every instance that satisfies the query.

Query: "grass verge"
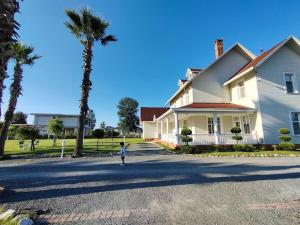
[4,138,144,157]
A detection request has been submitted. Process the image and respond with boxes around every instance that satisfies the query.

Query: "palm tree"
[0,43,40,158]
[0,0,20,118]
[65,8,116,157]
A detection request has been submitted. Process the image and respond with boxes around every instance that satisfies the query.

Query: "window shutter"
[292,74,299,93]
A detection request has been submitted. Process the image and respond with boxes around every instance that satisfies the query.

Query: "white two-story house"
[141,36,300,146]
[31,113,93,136]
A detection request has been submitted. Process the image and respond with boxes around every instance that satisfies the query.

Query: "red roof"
[140,107,169,121]
[228,40,284,81]
[180,103,253,110]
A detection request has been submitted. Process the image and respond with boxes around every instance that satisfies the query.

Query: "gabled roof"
[180,103,253,110]
[140,107,169,122]
[224,36,300,85]
[165,43,256,105]
[189,68,203,72]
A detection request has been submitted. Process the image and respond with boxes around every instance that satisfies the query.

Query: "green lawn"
[4,138,144,157]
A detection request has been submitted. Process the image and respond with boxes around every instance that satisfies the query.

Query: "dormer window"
[237,81,246,99]
[284,73,298,94]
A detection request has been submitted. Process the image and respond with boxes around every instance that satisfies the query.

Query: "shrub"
[278,142,296,151]
[180,145,196,154]
[232,144,256,152]
[278,128,292,143]
[232,144,244,152]
[271,145,277,151]
[181,127,193,145]
[279,128,290,135]
[231,127,243,144]
[243,144,256,152]
[279,136,292,142]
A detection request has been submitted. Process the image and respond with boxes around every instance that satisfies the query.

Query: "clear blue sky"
[3,0,300,126]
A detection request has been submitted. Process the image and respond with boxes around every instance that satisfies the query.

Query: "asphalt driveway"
[0,143,299,225]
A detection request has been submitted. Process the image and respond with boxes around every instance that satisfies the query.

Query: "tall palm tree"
[0,0,20,118]
[65,8,116,157]
[0,43,40,158]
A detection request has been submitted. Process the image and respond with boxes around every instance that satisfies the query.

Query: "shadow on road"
[0,143,300,204]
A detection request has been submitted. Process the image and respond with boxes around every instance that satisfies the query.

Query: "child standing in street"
[120,142,126,166]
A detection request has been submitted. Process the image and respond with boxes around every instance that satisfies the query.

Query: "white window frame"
[237,80,246,99]
[283,72,299,94]
[289,111,300,136]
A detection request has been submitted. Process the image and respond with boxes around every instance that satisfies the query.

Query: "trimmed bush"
[278,128,294,150]
[279,128,290,135]
[278,142,296,151]
[279,136,292,142]
[232,144,256,152]
[181,127,193,145]
[180,145,196,154]
[232,144,244,151]
[231,127,243,144]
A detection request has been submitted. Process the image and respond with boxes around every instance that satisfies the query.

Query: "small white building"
[31,113,93,136]
[141,36,300,146]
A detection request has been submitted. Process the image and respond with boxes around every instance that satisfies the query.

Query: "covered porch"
[156,105,258,146]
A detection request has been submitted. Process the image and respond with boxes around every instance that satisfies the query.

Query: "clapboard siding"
[257,45,300,144]
[192,48,250,103]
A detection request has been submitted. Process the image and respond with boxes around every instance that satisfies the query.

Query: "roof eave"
[223,66,254,86]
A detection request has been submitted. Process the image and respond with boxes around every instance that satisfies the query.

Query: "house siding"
[142,122,156,139]
[256,45,300,144]
[192,48,250,103]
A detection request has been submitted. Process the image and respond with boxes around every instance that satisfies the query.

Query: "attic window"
[284,73,298,94]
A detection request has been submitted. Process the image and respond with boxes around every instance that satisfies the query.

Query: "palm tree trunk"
[0,0,19,118]
[73,41,93,157]
[0,63,22,158]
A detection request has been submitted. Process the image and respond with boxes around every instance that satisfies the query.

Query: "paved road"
[0,143,300,225]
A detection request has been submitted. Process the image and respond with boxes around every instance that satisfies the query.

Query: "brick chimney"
[214,39,223,58]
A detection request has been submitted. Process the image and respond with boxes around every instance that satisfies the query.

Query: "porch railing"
[161,133,256,145]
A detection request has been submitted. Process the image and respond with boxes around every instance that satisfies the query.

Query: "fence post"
[61,140,65,158]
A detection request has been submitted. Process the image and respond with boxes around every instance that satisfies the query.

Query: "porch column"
[174,112,179,145]
[213,112,219,145]
[166,118,169,134]
[160,120,163,135]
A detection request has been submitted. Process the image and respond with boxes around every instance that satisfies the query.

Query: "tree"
[16,126,39,151]
[48,119,64,147]
[11,111,27,124]
[231,127,243,144]
[92,129,105,150]
[100,121,106,130]
[65,8,116,157]
[8,125,17,138]
[117,97,139,133]
[0,1,20,118]
[0,43,40,158]
[181,127,193,146]
[87,109,96,129]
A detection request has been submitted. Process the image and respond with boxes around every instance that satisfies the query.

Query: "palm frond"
[11,42,40,66]
[90,16,108,40]
[26,55,41,66]
[65,9,82,28]
[101,34,117,46]
[65,22,81,38]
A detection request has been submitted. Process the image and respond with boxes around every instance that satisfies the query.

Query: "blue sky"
[3,0,300,126]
